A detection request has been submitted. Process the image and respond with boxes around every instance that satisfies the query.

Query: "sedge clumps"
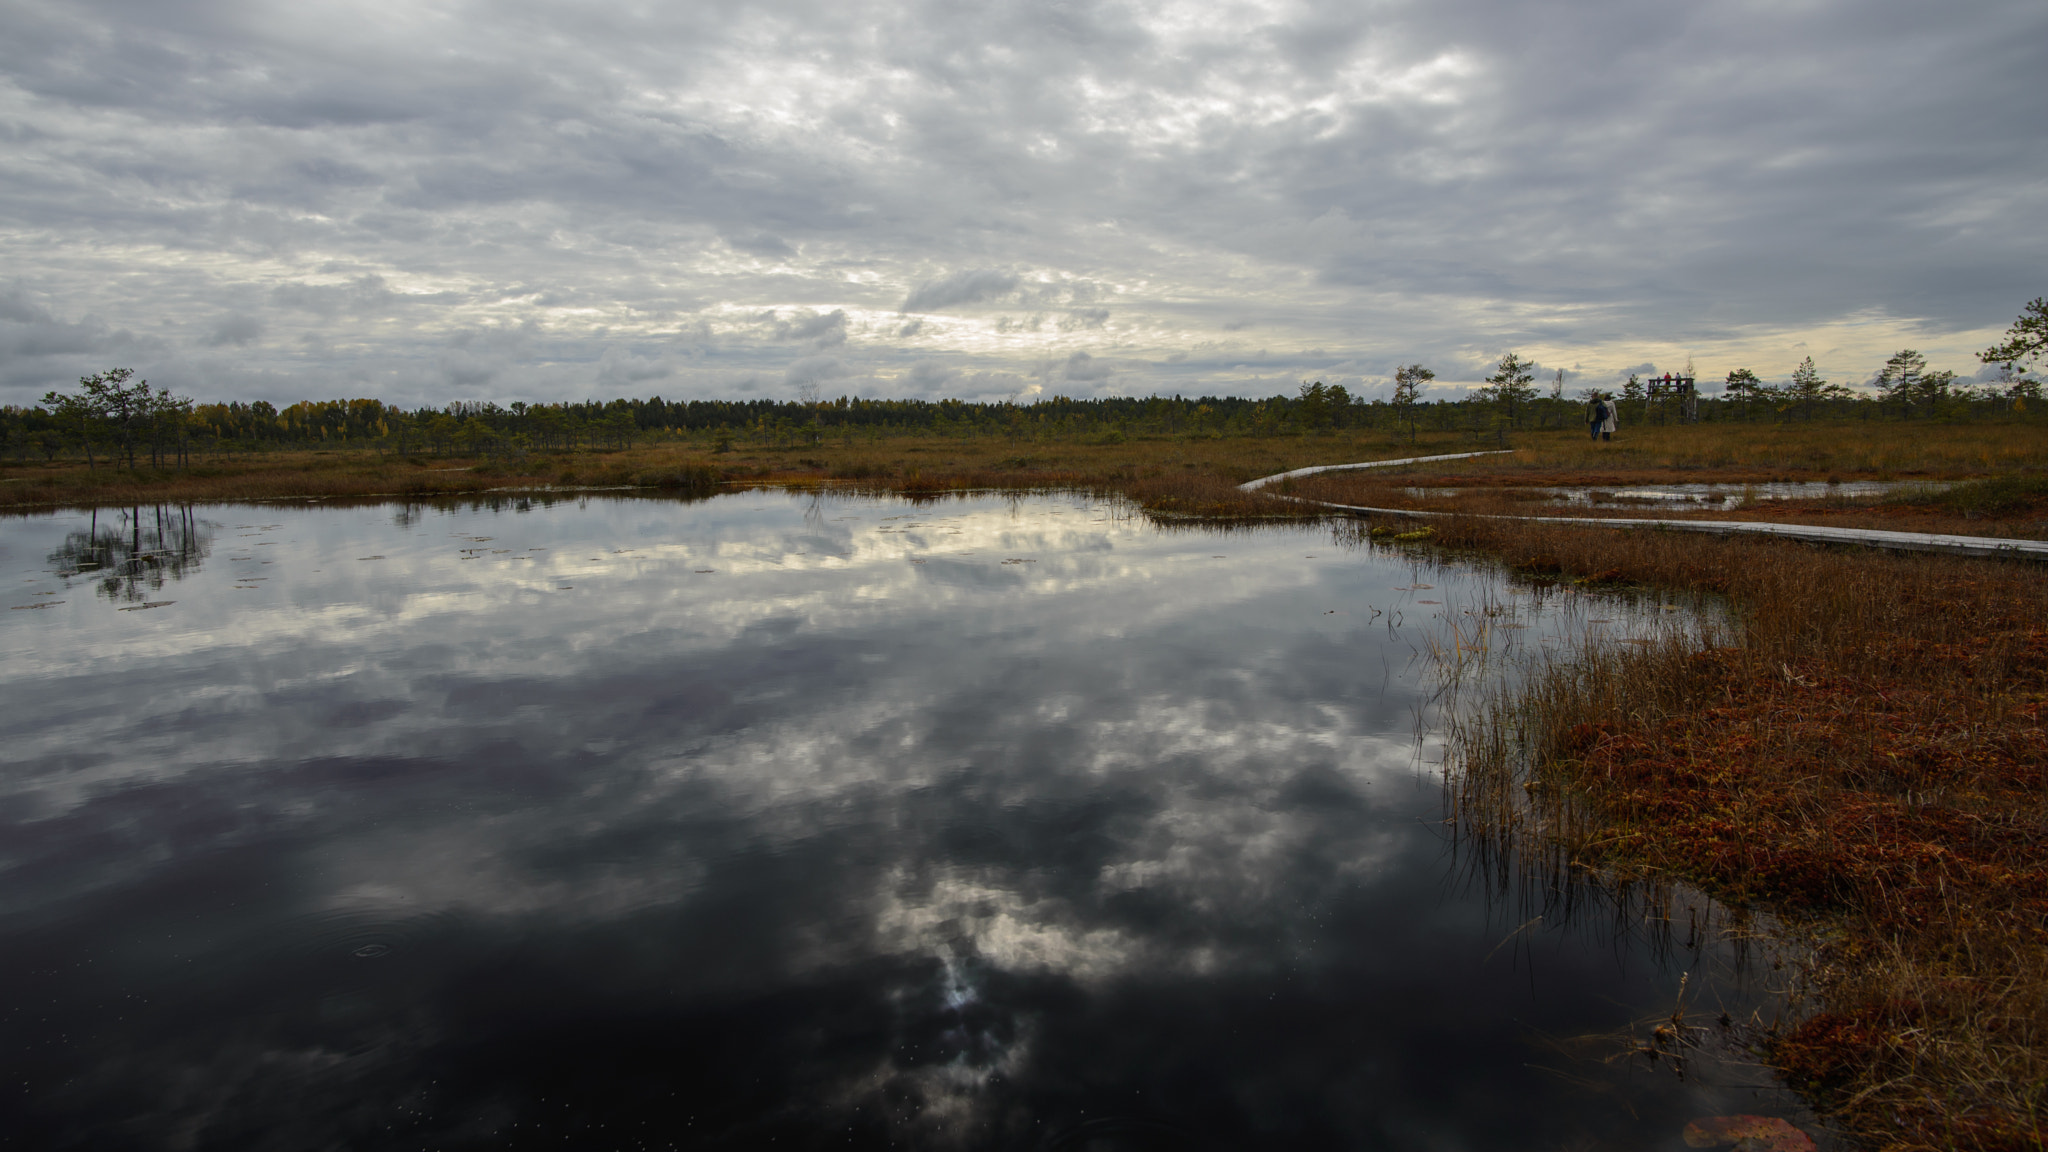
[1440,515,2048,1152]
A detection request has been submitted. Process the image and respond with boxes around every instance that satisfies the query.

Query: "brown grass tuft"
[1293,470,2048,541]
[1124,471,1322,519]
[1431,515,2048,1150]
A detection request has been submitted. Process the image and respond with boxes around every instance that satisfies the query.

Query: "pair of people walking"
[1588,397,1617,441]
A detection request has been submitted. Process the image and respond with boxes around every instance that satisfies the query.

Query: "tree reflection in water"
[48,505,214,603]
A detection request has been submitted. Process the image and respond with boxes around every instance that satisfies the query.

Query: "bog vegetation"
[1429,516,2047,1152]
[2,373,2044,521]
[5,300,2042,506]
[5,299,2046,1148]
[6,304,2046,472]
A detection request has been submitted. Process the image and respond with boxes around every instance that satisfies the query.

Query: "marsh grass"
[0,431,1350,511]
[8,420,2042,517]
[1441,420,2048,479]
[1908,474,2048,520]
[1296,469,2048,542]
[1412,515,2048,1150]
[1348,525,1828,1114]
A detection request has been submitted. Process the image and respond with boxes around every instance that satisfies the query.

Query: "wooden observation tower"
[1648,372,1699,424]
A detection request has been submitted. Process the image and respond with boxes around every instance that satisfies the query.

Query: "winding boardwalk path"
[1236,450,1516,490]
[1239,452,2048,562]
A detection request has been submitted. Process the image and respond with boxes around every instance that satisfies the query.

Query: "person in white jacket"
[1588,397,1613,441]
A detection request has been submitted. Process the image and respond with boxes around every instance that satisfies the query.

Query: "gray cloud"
[905,360,957,390]
[0,288,53,325]
[596,348,675,387]
[777,309,849,348]
[204,315,264,347]
[786,355,852,388]
[900,270,1020,314]
[725,232,795,257]
[272,275,461,318]
[0,0,2040,407]
[1061,351,1113,382]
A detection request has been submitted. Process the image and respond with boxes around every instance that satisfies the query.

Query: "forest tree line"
[4,313,2043,468]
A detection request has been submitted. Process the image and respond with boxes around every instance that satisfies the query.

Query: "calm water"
[1405,480,1928,507]
[0,493,1817,1151]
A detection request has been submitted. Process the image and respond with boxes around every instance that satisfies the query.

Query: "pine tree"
[1724,368,1764,421]
[1875,350,1929,417]
[42,387,105,469]
[1477,353,1537,428]
[1979,298,2048,397]
[1391,364,1433,443]
[43,368,178,470]
[1621,373,1646,423]
[1785,356,1851,420]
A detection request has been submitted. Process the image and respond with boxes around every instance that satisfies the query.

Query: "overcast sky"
[1,0,2042,408]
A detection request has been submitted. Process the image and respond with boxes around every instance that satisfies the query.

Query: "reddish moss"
[1441,515,2048,1150]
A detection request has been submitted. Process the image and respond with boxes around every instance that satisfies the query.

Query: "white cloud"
[0,0,2040,406]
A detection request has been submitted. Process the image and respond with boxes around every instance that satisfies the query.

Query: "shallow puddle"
[0,492,1825,1150]
[1404,480,1934,508]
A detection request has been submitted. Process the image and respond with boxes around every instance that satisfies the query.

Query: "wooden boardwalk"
[1240,453,2048,562]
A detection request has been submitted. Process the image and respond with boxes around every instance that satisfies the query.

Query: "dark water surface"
[1,493,1815,1150]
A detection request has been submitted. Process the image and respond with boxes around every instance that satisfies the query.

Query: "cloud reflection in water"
[0,492,1797,1150]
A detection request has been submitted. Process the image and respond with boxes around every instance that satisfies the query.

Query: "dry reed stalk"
[1422,515,2048,1151]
